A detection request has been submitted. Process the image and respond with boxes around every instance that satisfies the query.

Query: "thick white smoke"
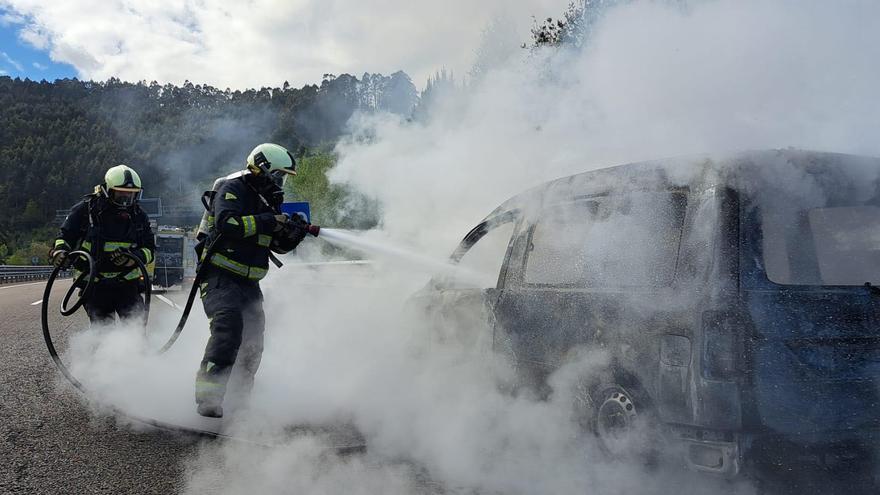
[65,263,754,494]
[62,0,880,493]
[333,0,880,254]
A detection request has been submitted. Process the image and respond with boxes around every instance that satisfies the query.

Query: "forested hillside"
[0,72,416,242]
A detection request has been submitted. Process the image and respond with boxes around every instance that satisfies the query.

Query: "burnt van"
[414,150,880,485]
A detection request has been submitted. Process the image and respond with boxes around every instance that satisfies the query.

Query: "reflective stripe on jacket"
[204,176,278,281]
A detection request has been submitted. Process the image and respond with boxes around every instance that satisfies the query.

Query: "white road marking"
[0,281,49,290]
[156,294,184,312]
[30,300,42,306]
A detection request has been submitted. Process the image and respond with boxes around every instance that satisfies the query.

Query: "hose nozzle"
[307,224,320,237]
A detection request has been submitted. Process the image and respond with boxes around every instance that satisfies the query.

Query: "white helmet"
[246,143,296,185]
[100,164,143,207]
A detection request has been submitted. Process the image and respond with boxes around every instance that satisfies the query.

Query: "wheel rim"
[595,387,639,457]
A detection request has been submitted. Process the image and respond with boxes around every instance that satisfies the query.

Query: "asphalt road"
[0,280,199,494]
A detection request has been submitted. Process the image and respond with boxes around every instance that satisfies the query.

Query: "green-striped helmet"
[246,143,296,186]
[101,164,143,207]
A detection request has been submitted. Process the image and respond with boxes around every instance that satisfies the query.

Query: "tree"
[7,240,52,265]
[529,0,625,49]
[21,199,45,228]
[378,71,418,116]
[413,69,458,123]
[284,150,379,229]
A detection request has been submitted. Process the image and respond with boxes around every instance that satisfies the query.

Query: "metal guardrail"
[0,265,72,285]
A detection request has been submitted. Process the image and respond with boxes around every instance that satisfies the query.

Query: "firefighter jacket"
[54,195,156,283]
[204,175,301,281]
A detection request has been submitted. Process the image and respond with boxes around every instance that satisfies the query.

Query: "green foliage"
[0,225,54,264]
[7,239,53,265]
[530,0,622,48]
[21,199,46,227]
[285,150,379,229]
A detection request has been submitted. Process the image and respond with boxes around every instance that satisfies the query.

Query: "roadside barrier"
[0,265,72,284]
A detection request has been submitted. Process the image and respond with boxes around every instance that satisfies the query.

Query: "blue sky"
[0,9,76,81]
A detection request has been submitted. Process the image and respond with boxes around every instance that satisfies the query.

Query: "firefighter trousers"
[83,281,145,326]
[195,268,265,409]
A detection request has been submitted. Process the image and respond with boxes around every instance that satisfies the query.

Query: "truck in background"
[148,226,197,289]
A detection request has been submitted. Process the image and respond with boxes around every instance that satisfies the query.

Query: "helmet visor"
[109,188,141,207]
[269,169,293,187]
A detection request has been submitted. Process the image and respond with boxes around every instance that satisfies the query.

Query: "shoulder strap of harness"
[202,190,217,213]
[82,194,102,256]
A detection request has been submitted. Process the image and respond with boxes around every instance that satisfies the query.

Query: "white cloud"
[0,51,23,71]
[0,10,25,26]
[0,0,569,88]
[32,61,46,69]
[19,23,49,49]
[0,69,6,75]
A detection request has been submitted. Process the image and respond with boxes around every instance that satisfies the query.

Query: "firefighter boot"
[195,361,228,418]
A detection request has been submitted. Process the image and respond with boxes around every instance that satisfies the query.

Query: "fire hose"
[39,225,336,448]
[40,246,264,443]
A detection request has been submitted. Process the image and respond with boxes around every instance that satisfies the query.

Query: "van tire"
[580,379,662,465]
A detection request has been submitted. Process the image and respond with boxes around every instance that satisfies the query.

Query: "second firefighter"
[195,142,312,418]
[50,164,155,325]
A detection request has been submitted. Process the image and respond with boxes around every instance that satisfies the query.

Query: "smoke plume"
[62,1,880,493]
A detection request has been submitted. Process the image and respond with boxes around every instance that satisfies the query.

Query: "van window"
[449,220,515,289]
[524,192,687,288]
[761,205,880,286]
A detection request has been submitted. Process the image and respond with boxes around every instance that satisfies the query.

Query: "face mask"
[253,174,285,204]
[269,169,288,188]
[109,189,140,207]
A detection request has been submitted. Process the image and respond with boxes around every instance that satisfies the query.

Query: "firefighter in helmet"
[194,143,311,418]
[49,165,156,325]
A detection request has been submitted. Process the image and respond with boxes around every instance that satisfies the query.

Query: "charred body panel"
[416,149,880,483]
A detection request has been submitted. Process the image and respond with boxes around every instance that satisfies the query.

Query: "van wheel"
[584,383,661,463]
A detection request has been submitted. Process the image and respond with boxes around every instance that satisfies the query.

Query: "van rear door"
[740,159,880,442]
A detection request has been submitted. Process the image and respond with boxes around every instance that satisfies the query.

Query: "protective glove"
[109,248,136,267]
[287,224,308,245]
[288,213,309,229]
[273,213,291,233]
[49,248,69,268]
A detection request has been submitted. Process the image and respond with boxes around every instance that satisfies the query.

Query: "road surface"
[0,280,199,494]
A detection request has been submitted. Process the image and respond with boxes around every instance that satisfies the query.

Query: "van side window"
[759,205,880,286]
[450,220,516,289]
[524,192,687,288]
